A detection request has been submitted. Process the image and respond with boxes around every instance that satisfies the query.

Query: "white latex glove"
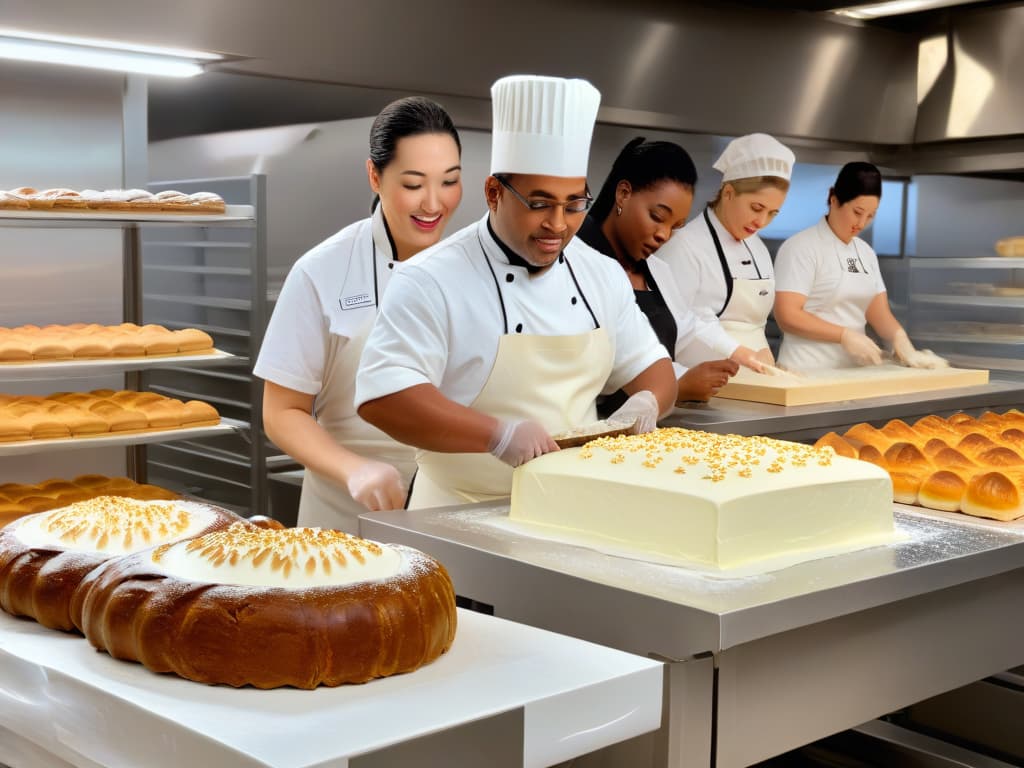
[729,346,767,374]
[840,328,883,366]
[609,390,660,434]
[489,419,558,467]
[347,459,407,512]
[892,329,949,369]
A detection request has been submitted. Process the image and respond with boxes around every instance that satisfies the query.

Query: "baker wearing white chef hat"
[657,133,795,373]
[356,74,676,508]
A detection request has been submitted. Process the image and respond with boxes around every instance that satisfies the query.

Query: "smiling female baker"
[774,161,947,370]
[253,97,463,531]
[577,137,738,404]
[656,133,795,372]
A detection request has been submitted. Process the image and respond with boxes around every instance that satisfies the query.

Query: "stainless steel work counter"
[666,375,1024,441]
[361,503,1024,768]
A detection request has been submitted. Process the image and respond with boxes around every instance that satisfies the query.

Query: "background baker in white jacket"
[576,137,738,405]
[657,133,795,372]
[774,161,947,370]
[253,97,463,532]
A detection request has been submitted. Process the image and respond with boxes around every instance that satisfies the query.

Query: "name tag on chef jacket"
[339,292,373,310]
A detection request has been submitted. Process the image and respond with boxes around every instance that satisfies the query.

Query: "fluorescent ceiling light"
[0,28,222,78]
[834,0,990,19]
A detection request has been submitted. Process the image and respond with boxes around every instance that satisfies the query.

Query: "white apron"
[297,216,417,532]
[410,240,614,509]
[704,209,775,353]
[778,225,879,370]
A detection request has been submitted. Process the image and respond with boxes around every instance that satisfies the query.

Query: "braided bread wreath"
[0,496,239,631]
[70,523,458,689]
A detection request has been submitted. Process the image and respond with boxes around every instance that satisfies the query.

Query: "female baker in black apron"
[577,137,739,407]
[656,133,795,372]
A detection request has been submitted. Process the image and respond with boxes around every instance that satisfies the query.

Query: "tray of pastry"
[0,390,240,455]
[0,323,239,379]
[0,186,253,223]
[552,418,637,449]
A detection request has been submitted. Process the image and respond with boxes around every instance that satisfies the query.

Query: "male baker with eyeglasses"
[356,74,676,508]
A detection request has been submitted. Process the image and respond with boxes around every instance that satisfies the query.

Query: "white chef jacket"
[775,217,888,369]
[656,208,774,365]
[355,214,669,408]
[646,255,740,372]
[254,205,416,488]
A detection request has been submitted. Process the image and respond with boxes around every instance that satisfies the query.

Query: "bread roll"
[858,444,887,469]
[844,423,892,450]
[962,471,1024,521]
[918,470,967,512]
[891,471,923,505]
[976,446,1024,467]
[884,442,930,473]
[921,438,951,458]
[957,433,999,456]
[881,419,919,442]
[813,432,857,459]
[73,524,457,688]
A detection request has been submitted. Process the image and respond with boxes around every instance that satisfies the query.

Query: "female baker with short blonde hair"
[657,133,795,373]
[774,161,946,370]
[254,97,463,531]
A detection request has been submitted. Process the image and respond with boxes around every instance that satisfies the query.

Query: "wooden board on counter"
[715,364,990,406]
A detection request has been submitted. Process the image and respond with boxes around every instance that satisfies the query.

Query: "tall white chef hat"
[713,133,795,183]
[490,75,601,177]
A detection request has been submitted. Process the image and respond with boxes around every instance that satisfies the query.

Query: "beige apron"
[411,328,613,508]
[297,214,416,532]
[410,233,615,508]
[705,208,775,354]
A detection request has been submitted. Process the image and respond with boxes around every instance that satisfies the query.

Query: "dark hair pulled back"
[591,137,698,223]
[369,96,461,210]
[829,161,882,207]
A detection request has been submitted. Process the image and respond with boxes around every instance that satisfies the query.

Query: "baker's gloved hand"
[840,328,883,366]
[609,390,660,434]
[730,345,767,374]
[489,419,558,467]
[892,329,949,369]
[347,458,407,512]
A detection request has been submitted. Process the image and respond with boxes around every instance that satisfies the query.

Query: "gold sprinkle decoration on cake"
[155,523,386,580]
[578,428,836,482]
[40,496,194,550]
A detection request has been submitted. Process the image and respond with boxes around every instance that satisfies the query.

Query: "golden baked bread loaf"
[815,409,1024,520]
[73,524,457,688]
[0,496,239,631]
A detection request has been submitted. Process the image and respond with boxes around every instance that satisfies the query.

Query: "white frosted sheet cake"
[510,428,895,570]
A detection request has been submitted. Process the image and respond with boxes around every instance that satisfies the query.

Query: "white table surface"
[0,608,662,768]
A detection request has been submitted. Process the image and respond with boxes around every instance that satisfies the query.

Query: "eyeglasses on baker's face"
[495,175,593,214]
